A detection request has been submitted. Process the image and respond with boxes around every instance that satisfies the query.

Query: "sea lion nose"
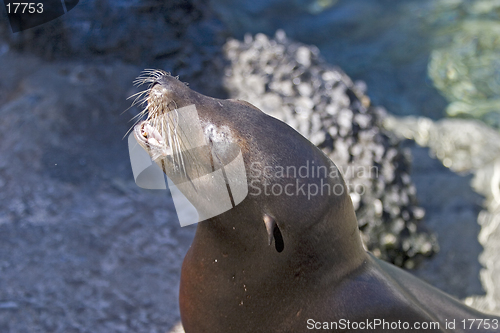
[150,81,167,95]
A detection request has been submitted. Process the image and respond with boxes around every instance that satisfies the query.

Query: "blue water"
[211,0,500,126]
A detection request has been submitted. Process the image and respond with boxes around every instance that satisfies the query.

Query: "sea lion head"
[131,70,366,278]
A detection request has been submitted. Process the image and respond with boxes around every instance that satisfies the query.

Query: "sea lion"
[131,71,500,333]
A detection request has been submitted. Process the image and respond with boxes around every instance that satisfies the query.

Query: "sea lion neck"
[192,165,367,285]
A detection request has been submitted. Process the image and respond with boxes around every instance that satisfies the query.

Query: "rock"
[384,114,500,314]
[0,51,195,333]
[223,31,439,267]
[384,116,500,173]
[0,0,229,98]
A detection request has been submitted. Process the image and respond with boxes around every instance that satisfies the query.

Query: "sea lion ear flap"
[263,214,284,253]
[263,214,276,246]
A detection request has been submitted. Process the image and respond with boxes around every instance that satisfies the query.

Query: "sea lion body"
[132,72,499,333]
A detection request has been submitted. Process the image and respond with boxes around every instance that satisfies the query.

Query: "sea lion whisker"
[146,104,158,121]
[173,124,188,178]
[158,109,202,182]
[171,109,205,179]
[165,114,181,171]
[132,95,150,109]
[169,116,185,175]
[121,89,150,120]
[171,111,190,178]
[133,69,170,87]
[126,89,148,101]
[123,111,150,138]
[124,120,143,138]
[127,107,148,123]
[171,100,178,110]
[133,76,152,86]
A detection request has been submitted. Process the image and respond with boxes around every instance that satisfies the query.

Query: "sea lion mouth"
[134,121,171,155]
[130,70,192,168]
